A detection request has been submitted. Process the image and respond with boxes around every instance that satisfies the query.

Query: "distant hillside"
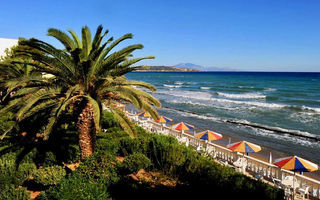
[175,63,206,71]
[135,66,200,72]
[175,63,234,71]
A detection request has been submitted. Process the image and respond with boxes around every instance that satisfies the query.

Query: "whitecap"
[265,88,277,92]
[157,89,284,109]
[163,84,181,88]
[200,87,211,90]
[157,89,212,101]
[216,92,266,99]
[174,81,184,85]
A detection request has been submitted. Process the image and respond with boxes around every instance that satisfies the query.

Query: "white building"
[0,38,18,57]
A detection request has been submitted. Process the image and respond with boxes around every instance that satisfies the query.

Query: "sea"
[126,72,320,165]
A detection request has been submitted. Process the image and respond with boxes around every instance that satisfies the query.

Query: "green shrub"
[118,137,141,156]
[115,131,283,200]
[121,153,152,174]
[38,173,109,200]
[101,111,119,129]
[63,144,80,163]
[35,151,58,167]
[0,153,36,187]
[76,152,120,185]
[32,165,66,186]
[96,138,120,155]
[0,184,31,200]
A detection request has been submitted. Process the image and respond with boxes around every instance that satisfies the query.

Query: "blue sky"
[0,0,319,72]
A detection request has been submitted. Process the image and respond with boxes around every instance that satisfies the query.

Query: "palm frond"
[121,80,157,92]
[43,106,59,140]
[16,87,61,121]
[68,29,82,49]
[110,107,136,137]
[81,26,92,60]
[48,28,76,51]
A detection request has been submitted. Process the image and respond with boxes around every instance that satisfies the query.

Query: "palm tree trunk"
[77,102,96,160]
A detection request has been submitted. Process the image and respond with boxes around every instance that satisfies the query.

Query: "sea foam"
[216,92,266,99]
[163,84,182,88]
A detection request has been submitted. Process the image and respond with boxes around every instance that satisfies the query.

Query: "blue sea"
[126,72,320,164]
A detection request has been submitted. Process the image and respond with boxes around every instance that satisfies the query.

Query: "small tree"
[0,25,160,160]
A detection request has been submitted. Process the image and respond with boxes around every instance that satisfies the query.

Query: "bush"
[38,173,109,200]
[32,165,66,186]
[0,184,31,200]
[101,111,119,129]
[76,151,120,185]
[121,153,152,174]
[35,151,58,167]
[118,137,141,156]
[113,131,284,200]
[0,152,36,187]
[62,144,80,163]
[96,137,120,155]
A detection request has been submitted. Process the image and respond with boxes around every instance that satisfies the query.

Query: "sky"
[0,0,319,72]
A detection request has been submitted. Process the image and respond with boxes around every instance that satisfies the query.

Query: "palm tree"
[0,25,160,160]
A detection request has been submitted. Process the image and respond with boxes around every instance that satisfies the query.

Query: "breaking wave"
[163,84,182,88]
[162,106,320,142]
[215,92,266,99]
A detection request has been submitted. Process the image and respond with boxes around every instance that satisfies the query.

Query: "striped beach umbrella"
[172,122,194,134]
[196,130,223,141]
[156,116,173,124]
[137,112,151,118]
[274,156,318,200]
[274,156,318,172]
[227,141,261,154]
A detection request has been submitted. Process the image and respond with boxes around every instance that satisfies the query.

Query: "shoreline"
[128,105,320,181]
[129,109,320,198]
[164,106,320,142]
[183,127,320,181]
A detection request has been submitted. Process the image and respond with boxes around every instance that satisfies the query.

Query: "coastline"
[126,71,320,182]
[128,105,320,181]
[182,127,320,181]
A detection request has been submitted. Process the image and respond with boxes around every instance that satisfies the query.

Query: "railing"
[128,113,320,199]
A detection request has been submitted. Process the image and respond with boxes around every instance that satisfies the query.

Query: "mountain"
[135,66,200,72]
[175,63,206,71]
[175,63,234,71]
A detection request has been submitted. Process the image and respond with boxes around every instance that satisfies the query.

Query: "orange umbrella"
[227,141,261,154]
[274,156,318,200]
[137,112,151,118]
[195,130,222,141]
[156,116,173,124]
[172,122,194,134]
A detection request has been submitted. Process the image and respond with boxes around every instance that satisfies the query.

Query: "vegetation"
[0,26,283,199]
[32,165,66,186]
[0,110,283,199]
[0,25,160,160]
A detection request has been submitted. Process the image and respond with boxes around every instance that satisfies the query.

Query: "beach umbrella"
[155,116,173,124]
[227,141,261,174]
[274,156,318,172]
[195,130,223,141]
[227,140,261,155]
[274,156,318,200]
[172,122,194,134]
[156,116,173,131]
[136,112,151,118]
